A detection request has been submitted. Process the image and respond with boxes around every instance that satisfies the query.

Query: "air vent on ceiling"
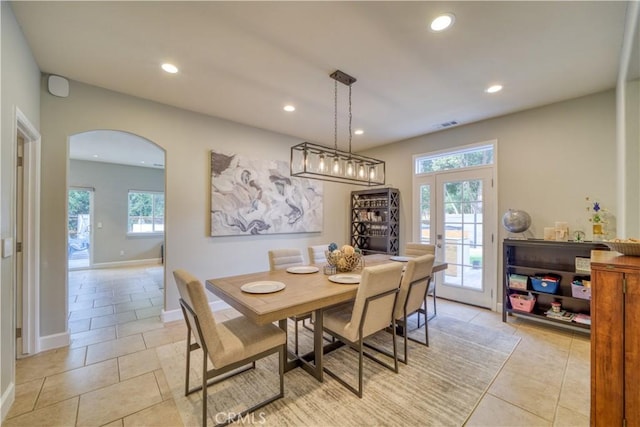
[433,120,459,130]
[153,163,165,168]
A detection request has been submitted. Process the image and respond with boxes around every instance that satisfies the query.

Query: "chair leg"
[185,330,192,396]
[202,348,208,427]
[294,319,299,355]
[358,337,364,398]
[391,319,399,373]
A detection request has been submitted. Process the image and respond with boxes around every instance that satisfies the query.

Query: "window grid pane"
[128,191,164,233]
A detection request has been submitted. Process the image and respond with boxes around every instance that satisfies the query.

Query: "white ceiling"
[11,1,632,165]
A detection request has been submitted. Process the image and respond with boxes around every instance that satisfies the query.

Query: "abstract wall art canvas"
[210,150,323,236]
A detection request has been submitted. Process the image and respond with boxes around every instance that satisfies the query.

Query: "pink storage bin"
[509,293,536,313]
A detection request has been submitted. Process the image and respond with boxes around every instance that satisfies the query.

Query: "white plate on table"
[286,266,320,274]
[240,281,286,294]
[328,274,361,284]
[390,256,414,262]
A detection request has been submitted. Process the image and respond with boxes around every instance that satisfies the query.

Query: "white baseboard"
[162,300,230,323]
[39,331,70,352]
[0,381,15,423]
[89,258,162,270]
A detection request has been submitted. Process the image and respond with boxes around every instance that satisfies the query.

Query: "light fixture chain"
[334,79,338,154]
[348,84,352,157]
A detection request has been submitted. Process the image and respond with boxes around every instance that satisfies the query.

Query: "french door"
[414,167,496,309]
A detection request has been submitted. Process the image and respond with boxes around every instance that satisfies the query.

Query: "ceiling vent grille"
[434,120,459,130]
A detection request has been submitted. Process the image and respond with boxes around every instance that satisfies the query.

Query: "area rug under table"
[156,315,520,426]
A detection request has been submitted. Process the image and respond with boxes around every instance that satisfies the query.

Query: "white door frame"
[412,140,498,310]
[434,167,496,308]
[15,108,41,356]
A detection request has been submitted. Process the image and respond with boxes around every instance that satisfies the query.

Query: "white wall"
[40,80,350,336]
[363,90,617,303]
[0,1,41,417]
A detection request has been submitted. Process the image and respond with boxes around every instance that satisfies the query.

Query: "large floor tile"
[488,364,561,421]
[5,378,43,419]
[118,348,160,380]
[122,399,183,427]
[554,405,589,426]
[15,347,87,384]
[77,372,163,426]
[142,322,186,349]
[36,359,119,409]
[86,334,146,365]
[90,311,137,330]
[3,397,79,427]
[70,326,116,348]
[116,316,163,338]
[69,305,114,321]
[466,394,551,426]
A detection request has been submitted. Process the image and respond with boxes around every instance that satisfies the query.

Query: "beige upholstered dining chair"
[267,248,308,355]
[405,242,438,322]
[394,254,435,362]
[173,270,286,427]
[404,242,436,257]
[322,262,404,398]
[308,244,328,264]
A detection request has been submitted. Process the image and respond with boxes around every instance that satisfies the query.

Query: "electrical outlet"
[120,250,124,256]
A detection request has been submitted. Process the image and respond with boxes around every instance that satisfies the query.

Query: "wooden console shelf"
[502,239,608,332]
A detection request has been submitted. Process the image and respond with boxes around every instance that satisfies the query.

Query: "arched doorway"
[65,130,165,344]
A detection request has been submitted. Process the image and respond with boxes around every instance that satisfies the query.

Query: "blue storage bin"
[531,273,561,294]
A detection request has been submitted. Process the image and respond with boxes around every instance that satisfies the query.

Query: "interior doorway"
[67,130,166,311]
[14,108,41,358]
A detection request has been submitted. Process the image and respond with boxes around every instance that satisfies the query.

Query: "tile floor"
[4,265,590,426]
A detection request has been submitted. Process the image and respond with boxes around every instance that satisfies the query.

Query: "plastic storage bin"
[509,293,536,313]
[571,277,592,300]
[508,274,528,290]
[531,273,561,294]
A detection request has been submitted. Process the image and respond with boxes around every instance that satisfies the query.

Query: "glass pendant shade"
[290,142,385,186]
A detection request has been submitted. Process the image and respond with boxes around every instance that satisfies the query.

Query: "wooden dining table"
[205,253,447,381]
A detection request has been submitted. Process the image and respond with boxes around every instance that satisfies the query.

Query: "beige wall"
[0,1,41,409]
[40,80,350,337]
[363,90,617,303]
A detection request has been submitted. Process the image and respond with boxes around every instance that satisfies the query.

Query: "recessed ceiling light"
[161,63,178,74]
[92,154,99,158]
[140,161,146,164]
[430,13,455,32]
[485,84,503,94]
[284,105,296,112]
[354,129,364,135]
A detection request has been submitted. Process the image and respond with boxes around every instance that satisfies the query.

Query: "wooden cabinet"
[590,251,640,427]
[350,188,399,255]
[502,239,608,331]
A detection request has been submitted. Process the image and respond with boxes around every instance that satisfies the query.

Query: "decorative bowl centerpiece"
[325,243,363,272]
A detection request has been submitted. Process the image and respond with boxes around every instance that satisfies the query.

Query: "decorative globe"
[502,209,531,233]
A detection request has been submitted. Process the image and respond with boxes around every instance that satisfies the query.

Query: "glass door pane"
[419,183,432,244]
[68,189,92,269]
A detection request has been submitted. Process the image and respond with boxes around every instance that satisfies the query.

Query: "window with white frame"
[415,144,494,174]
[127,191,164,234]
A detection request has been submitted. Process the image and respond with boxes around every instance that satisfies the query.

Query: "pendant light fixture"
[290,70,385,186]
